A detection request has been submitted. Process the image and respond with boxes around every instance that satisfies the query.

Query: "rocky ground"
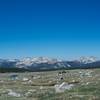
[0,68,100,100]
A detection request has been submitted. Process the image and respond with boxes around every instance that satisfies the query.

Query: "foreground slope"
[0,68,100,100]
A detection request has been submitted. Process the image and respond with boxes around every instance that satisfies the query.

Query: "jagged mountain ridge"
[0,56,99,71]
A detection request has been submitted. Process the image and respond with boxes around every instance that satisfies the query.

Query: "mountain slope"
[0,56,100,72]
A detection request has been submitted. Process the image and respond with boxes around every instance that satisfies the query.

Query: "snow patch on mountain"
[79,56,97,64]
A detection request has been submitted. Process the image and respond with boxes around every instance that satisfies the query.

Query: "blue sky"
[0,0,100,59]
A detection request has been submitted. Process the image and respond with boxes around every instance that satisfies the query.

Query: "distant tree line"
[0,66,100,73]
[0,67,29,73]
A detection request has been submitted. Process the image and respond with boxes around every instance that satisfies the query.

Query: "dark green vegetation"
[0,68,28,73]
[0,69,100,100]
[0,66,100,73]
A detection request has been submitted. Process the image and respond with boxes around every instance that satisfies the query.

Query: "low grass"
[0,69,100,100]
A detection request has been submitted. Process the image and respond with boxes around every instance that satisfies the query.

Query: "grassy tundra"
[0,68,100,100]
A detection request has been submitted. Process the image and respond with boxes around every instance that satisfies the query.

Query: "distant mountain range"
[0,56,100,72]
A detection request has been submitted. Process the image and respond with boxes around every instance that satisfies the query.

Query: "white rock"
[8,90,21,97]
[23,78,29,81]
[55,82,74,93]
[40,86,44,90]
[28,80,32,84]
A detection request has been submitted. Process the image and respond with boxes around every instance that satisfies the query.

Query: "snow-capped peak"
[16,57,58,67]
[21,57,58,63]
[79,56,97,64]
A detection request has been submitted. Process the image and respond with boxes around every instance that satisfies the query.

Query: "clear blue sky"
[0,0,100,59]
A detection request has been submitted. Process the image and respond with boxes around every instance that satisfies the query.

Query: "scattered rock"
[55,82,74,93]
[7,89,21,97]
